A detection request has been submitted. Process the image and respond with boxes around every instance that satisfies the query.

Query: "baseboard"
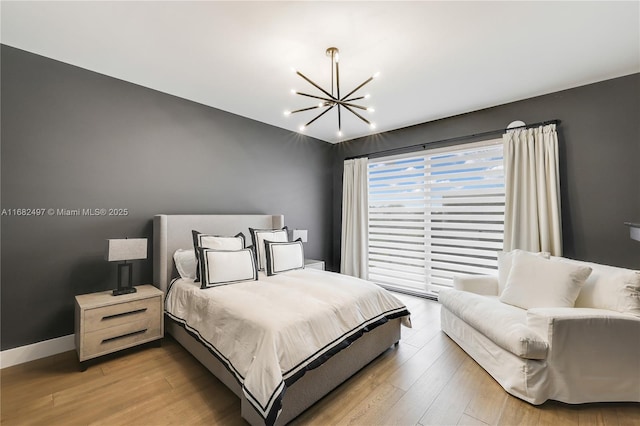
[0,334,75,369]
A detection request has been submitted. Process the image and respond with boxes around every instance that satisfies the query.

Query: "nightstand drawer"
[84,297,161,332]
[81,318,162,361]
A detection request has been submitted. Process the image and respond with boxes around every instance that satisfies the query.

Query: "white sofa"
[438,251,640,405]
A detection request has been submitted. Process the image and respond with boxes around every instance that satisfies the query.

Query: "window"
[367,139,504,296]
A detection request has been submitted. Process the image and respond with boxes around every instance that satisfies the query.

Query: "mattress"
[165,268,411,425]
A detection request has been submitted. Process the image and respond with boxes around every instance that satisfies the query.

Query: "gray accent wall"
[2,43,639,352]
[1,45,333,350]
[332,73,640,271]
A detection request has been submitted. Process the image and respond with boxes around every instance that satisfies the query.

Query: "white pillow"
[559,258,640,316]
[198,247,258,289]
[192,230,246,282]
[264,239,305,276]
[249,227,288,271]
[500,251,592,309]
[584,268,640,316]
[497,250,550,295]
[173,249,197,280]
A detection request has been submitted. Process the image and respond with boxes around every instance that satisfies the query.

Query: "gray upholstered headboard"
[153,214,284,294]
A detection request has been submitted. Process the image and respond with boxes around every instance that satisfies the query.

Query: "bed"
[153,214,410,425]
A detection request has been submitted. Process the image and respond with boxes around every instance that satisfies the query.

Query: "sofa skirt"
[440,306,550,405]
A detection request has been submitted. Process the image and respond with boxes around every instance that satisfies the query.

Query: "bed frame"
[153,214,401,425]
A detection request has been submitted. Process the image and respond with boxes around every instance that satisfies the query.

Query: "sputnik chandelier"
[285,47,378,137]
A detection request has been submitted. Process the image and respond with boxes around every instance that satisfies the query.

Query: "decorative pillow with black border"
[264,239,305,276]
[192,230,246,282]
[197,246,258,289]
[249,226,288,271]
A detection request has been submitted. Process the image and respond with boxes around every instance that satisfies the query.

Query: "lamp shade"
[288,229,308,243]
[625,222,640,242]
[105,238,148,262]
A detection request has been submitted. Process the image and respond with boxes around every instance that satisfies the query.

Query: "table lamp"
[288,229,308,242]
[105,238,147,296]
[625,223,640,242]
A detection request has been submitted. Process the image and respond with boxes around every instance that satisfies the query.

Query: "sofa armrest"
[526,308,640,341]
[527,307,640,402]
[453,275,499,296]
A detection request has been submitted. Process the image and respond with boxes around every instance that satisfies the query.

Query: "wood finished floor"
[1,293,638,425]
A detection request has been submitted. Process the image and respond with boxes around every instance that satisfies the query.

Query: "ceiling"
[2,1,639,144]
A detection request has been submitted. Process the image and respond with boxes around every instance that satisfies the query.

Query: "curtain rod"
[345,119,560,161]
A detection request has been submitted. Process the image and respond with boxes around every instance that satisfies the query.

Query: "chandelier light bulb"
[365,94,371,99]
[337,130,343,137]
[370,122,377,130]
[367,107,375,113]
[299,125,306,132]
[373,72,381,79]
[284,110,291,116]
[291,89,297,95]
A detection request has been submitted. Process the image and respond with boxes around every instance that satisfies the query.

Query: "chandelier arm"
[343,96,365,103]
[305,105,335,127]
[343,104,371,125]
[340,76,374,102]
[337,101,368,111]
[336,58,341,100]
[289,105,325,114]
[330,51,335,97]
[296,71,336,100]
[296,91,335,103]
[338,105,342,132]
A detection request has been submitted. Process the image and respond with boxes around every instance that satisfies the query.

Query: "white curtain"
[503,124,562,256]
[341,158,369,278]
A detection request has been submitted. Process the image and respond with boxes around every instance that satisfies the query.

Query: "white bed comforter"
[165,268,411,425]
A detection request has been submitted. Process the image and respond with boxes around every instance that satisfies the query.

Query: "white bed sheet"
[165,268,411,425]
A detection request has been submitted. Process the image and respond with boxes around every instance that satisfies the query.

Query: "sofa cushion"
[438,288,548,359]
[497,250,550,295]
[500,251,592,309]
[555,258,640,317]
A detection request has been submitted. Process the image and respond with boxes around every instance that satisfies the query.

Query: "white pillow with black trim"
[173,249,197,280]
[264,239,305,276]
[249,226,288,271]
[192,230,246,282]
[197,247,258,289]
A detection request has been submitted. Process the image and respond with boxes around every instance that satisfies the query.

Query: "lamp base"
[113,287,137,296]
[113,262,137,296]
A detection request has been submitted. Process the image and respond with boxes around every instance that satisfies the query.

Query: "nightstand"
[75,285,163,369]
[305,259,325,271]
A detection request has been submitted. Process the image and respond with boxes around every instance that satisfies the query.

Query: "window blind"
[367,139,504,295]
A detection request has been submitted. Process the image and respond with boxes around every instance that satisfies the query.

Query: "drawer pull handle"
[102,308,147,321]
[101,329,148,344]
